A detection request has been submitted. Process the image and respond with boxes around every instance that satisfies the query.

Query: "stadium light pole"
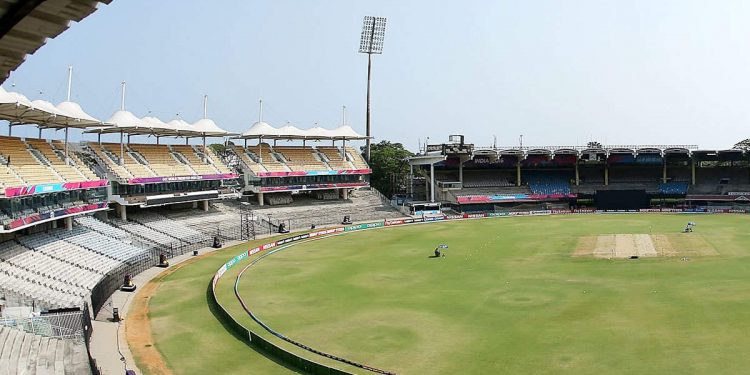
[358,16,387,162]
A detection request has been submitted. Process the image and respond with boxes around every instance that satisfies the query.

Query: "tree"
[362,141,414,197]
[208,142,229,155]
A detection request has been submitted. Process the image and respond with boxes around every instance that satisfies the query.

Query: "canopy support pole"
[119,131,124,166]
[303,139,306,147]
[258,137,263,163]
[127,134,131,144]
[244,139,247,148]
[156,136,160,145]
[691,158,696,186]
[185,137,189,146]
[97,133,101,145]
[8,123,12,136]
[203,135,207,163]
[38,128,42,139]
[64,127,69,164]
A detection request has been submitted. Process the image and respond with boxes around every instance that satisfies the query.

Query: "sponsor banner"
[215,265,228,280]
[728,192,750,196]
[385,219,404,226]
[4,202,107,230]
[53,202,108,218]
[255,169,372,178]
[456,193,576,204]
[260,182,368,192]
[344,222,384,232]
[127,173,238,184]
[385,217,417,226]
[530,210,552,215]
[487,212,511,217]
[3,179,108,198]
[463,213,488,219]
[224,251,249,270]
[639,208,684,213]
[261,242,277,250]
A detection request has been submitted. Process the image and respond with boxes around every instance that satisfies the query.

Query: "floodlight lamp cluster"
[359,16,387,54]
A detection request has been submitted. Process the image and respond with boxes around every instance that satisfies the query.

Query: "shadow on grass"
[204,281,302,374]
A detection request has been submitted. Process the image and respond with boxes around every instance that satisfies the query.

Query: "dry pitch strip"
[574,233,719,258]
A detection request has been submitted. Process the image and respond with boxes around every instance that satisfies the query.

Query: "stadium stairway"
[0,325,89,375]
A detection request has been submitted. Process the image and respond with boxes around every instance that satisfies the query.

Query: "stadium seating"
[461,173,515,188]
[99,143,154,178]
[232,145,266,174]
[345,147,369,169]
[3,246,101,291]
[635,154,663,165]
[18,232,121,275]
[0,241,85,309]
[246,144,289,172]
[231,144,370,175]
[129,212,205,244]
[456,186,532,197]
[0,136,63,186]
[89,142,234,180]
[525,173,571,195]
[0,326,90,375]
[170,145,219,175]
[274,146,329,172]
[87,143,134,179]
[112,219,180,247]
[161,204,240,236]
[0,162,24,189]
[253,189,402,229]
[74,215,132,242]
[316,147,352,170]
[50,140,100,180]
[659,182,689,194]
[25,139,98,182]
[127,144,193,176]
[53,226,148,262]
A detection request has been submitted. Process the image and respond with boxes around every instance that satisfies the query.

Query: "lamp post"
[358,16,387,163]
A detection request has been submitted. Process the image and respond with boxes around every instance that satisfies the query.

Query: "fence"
[90,251,157,314]
[0,309,89,342]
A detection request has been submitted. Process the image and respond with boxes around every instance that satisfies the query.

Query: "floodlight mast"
[359,16,386,162]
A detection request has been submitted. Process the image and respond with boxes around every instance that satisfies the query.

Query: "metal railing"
[0,310,88,341]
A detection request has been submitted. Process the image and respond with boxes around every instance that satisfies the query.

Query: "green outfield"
[139,214,750,375]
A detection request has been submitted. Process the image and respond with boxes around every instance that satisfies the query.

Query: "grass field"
[140,214,750,374]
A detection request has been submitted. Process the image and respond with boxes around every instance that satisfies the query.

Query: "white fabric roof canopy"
[86,114,235,138]
[236,122,368,140]
[0,87,104,129]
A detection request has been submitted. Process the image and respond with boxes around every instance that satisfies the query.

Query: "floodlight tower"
[358,16,387,162]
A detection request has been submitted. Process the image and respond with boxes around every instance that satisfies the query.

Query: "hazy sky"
[4,0,750,150]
